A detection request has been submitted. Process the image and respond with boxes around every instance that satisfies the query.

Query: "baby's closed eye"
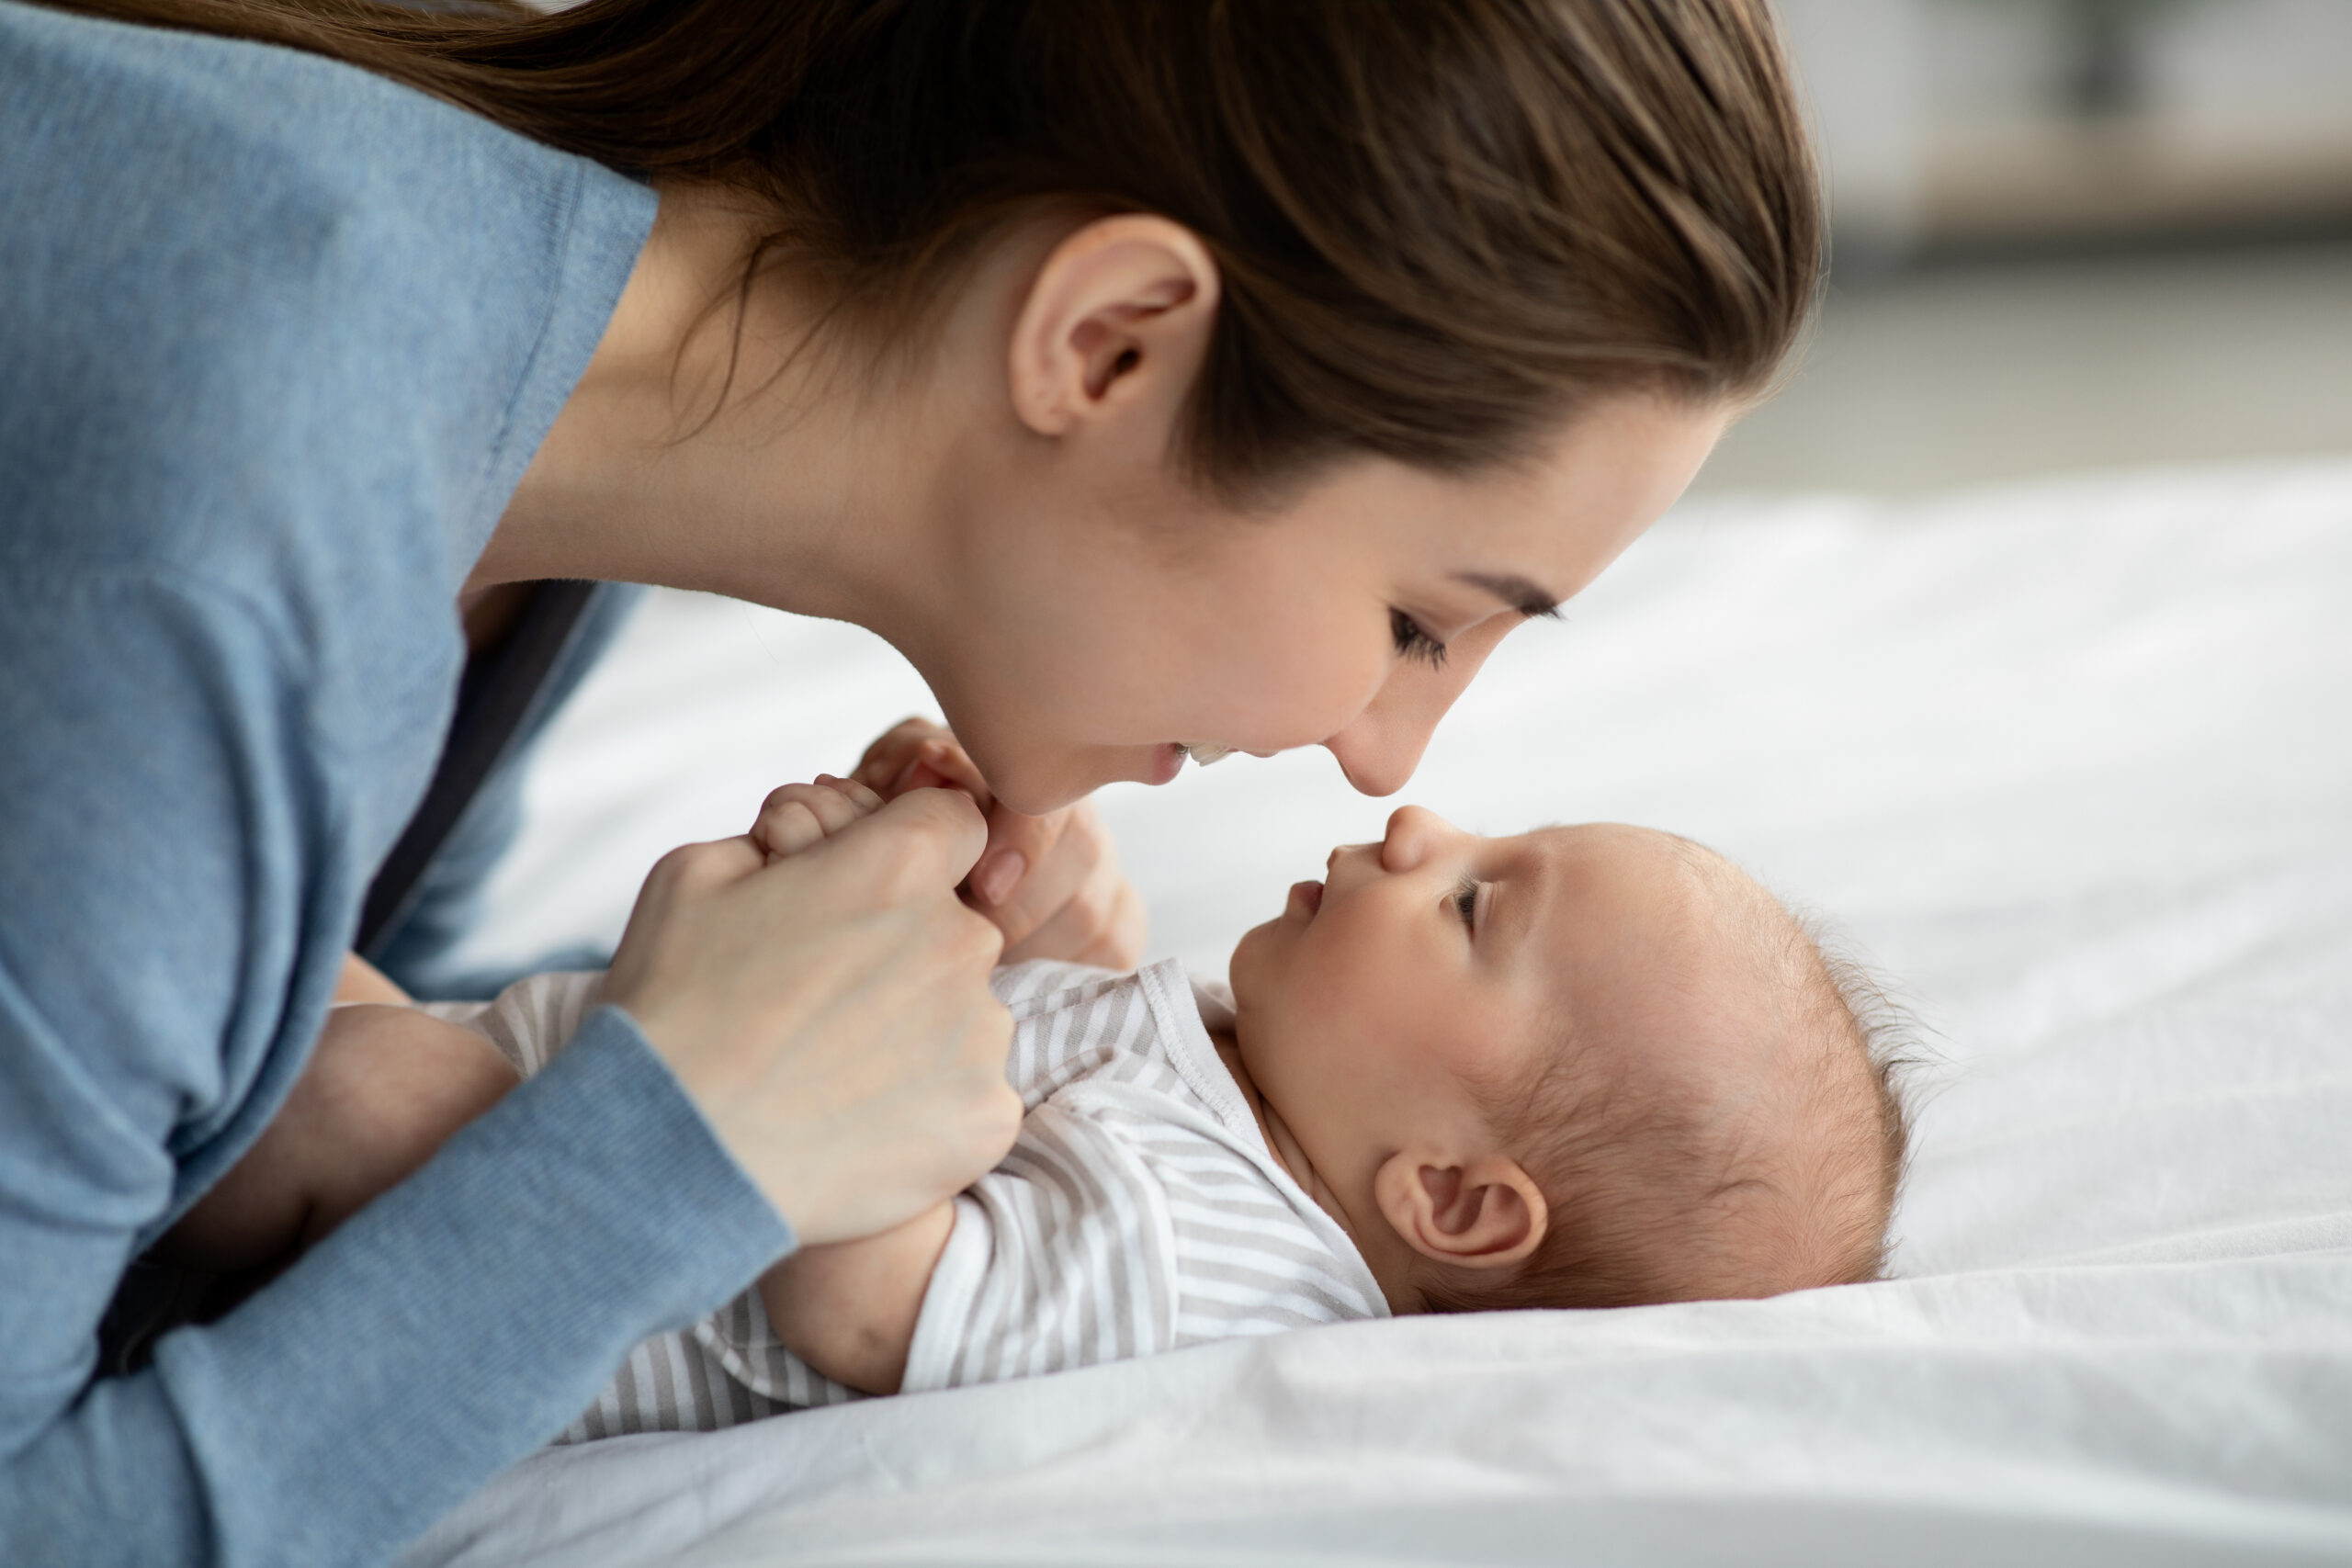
[1453,876,1481,931]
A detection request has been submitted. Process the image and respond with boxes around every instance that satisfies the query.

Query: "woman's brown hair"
[46,0,1821,497]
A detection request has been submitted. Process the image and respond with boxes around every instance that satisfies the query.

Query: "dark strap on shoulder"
[97,583,602,1374]
[356,580,596,954]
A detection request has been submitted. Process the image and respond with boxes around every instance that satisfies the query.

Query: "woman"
[0,1,1818,1562]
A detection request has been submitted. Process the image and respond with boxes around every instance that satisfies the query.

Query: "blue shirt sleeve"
[0,7,798,1563]
[0,570,793,1567]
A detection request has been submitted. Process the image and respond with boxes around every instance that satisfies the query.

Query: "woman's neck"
[469,182,946,640]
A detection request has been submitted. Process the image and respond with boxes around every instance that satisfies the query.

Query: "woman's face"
[914,391,1729,815]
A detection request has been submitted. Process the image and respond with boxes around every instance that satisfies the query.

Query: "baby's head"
[1227,808,1911,1314]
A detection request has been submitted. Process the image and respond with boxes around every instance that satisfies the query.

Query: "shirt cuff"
[150,1004,793,1562]
[899,1194,989,1394]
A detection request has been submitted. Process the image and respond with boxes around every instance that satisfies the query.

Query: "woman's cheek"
[1246,656,1405,761]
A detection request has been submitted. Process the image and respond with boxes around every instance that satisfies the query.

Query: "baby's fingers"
[752,776,886,863]
[894,737,990,804]
[851,717,948,795]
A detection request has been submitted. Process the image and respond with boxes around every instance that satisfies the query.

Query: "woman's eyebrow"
[1454,570,1562,619]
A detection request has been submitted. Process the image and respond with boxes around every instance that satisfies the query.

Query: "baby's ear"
[1374,1150,1547,1270]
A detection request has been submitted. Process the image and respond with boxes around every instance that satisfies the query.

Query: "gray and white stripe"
[461,959,1386,1441]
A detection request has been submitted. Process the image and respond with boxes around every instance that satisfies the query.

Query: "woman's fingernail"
[977,852,1026,906]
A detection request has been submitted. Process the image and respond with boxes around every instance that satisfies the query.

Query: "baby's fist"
[750,775,886,864]
[852,717,990,806]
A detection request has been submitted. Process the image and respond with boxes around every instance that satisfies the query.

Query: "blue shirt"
[0,6,793,1564]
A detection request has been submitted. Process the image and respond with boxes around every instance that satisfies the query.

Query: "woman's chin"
[970,739,1211,818]
[967,744,1140,816]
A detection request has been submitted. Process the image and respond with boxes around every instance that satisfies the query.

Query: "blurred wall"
[1775,0,2352,263]
[1690,0,2352,495]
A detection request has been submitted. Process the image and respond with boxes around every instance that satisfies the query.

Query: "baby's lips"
[1287,879,1324,918]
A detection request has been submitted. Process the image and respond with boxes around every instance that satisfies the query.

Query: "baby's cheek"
[1436,997,1554,1100]
[1286,969,1404,1074]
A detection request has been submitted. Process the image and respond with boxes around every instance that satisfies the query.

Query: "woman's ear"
[1006,215,1220,441]
[1374,1149,1548,1270]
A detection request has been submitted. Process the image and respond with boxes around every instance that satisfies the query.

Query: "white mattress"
[407,461,2352,1567]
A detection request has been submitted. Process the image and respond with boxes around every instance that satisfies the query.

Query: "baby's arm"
[170,764,894,1280]
[756,1201,956,1394]
[156,1002,520,1273]
[741,771,968,1394]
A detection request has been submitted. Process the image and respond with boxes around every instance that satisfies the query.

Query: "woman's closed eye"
[1390,607,1448,670]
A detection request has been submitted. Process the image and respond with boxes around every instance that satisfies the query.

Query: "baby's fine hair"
[1423,860,1920,1315]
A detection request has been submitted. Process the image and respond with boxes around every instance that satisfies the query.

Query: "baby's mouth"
[1287,879,1324,919]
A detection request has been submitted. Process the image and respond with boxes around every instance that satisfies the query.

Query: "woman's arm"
[0,579,1012,1567]
[758,1201,957,1395]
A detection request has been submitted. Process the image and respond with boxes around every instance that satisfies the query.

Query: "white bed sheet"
[406,461,2352,1566]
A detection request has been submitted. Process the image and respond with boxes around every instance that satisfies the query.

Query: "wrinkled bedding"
[407,461,2352,1566]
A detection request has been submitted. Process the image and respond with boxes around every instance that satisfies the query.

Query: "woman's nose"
[1320,686,1452,798]
[1380,805,1451,873]
[1320,614,1516,797]
[1322,727,1428,797]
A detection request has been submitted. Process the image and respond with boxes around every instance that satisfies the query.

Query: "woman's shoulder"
[0,2,653,625]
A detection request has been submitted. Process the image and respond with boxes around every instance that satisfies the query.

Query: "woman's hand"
[601,786,1021,1247]
[748,773,888,862]
[853,717,1147,969]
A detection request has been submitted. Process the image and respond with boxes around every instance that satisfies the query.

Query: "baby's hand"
[851,717,1146,969]
[749,774,888,864]
[851,717,989,803]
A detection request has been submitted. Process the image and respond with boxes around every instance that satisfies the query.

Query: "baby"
[162,750,1913,1440]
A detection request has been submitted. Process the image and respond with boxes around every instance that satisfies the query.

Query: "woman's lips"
[1287,879,1324,918]
[1147,741,1276,784]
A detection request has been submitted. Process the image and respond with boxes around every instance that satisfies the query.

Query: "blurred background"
[1695,0,2352,494]
[458,0,2352,987]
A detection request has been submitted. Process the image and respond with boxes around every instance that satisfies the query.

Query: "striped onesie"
[436,956,1388,1440]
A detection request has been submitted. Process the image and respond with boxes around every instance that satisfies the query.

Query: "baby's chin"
[1224,916,1288,1013]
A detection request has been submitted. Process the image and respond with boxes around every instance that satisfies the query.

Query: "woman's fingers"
[602,788,1016,1246]
[752,774,884,862]
[822,785,994,903]
[968,801,1068,920]
[635,834,769,911]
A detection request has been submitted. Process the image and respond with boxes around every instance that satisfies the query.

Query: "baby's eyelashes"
[1453,875,1482,932]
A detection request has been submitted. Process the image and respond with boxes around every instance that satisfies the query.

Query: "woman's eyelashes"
[1453,874,1481,932]
[1389,607,1448,669]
